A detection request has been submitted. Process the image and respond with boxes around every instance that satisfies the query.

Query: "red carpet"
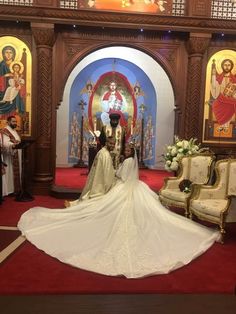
[0,230,21,251]
[55,167,170,192]
[0,195,64,226]
[0,233,236,294]
[0,169,236,295]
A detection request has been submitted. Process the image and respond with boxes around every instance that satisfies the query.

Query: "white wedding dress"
[18,154,220,278]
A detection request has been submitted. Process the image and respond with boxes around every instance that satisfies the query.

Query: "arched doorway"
[56,46,175,179]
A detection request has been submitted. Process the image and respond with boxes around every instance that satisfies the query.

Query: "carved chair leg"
[219,226,226,244]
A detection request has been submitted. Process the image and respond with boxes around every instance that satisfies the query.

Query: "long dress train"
[18,155,220,278]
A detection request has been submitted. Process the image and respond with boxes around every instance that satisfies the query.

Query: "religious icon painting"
[203,49,236,144]
[0,36,32,136]
[88,71,137,136]
[78,0,173,14]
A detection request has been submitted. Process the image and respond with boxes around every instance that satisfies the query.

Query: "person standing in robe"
[99,113,126,169]
[65,136,116,207]
[0,115,21,196]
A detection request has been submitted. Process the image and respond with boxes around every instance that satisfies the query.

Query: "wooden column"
[184,33,211,140]
[31,23,56,194]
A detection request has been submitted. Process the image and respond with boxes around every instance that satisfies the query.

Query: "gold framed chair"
[159,153,215,217]
[189,159,236,242]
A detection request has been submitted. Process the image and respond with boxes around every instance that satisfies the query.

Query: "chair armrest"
[162,175,185,189]
[192,184,226,200]
[188,183,202,200]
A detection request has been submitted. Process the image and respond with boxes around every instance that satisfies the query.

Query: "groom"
[65,136,116,206]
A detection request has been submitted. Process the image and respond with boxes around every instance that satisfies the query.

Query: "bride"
[18,144,220,278]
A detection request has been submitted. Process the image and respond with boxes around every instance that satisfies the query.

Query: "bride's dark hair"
[130,146,135,158]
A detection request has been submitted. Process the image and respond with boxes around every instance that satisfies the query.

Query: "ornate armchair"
[189,159,236,242]
[159,153,215,217]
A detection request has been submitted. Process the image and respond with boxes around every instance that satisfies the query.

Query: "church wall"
[0,1,235,193]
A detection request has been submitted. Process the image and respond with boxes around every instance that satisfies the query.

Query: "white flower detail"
[170,161,179,171]
[162,136,201,172]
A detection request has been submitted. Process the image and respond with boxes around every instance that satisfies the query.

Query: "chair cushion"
[160,189,189,203]
[189,156,213,184]
[191,199,228,218]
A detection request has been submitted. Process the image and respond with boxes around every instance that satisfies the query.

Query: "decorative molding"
[61,27,184,42]
[0,25,31,35]
[156,48,177,70]
[0,6,235,34]
[64,39,179,68]
[64,42,91,65]
[31,23,55,46]
[186,34,211,55]
[209,40,236,49]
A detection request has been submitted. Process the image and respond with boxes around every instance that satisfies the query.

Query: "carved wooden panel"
[31,24,55,46]
[63,40,179,73]
[59,29,182,75]
[0,26,33,51]
[0,5,235,34]
[184,35,210,140]
[37,50,52,139]
[155,48,177,71]
[34,0,57,7]
[187,35,211,55]
[32,24,55,139]
[187,0,211,17]
[185,58,203,139]
[64,41,92,65]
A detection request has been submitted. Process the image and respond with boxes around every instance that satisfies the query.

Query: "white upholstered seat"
[159,153,215,216]
[189,159,236,242]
